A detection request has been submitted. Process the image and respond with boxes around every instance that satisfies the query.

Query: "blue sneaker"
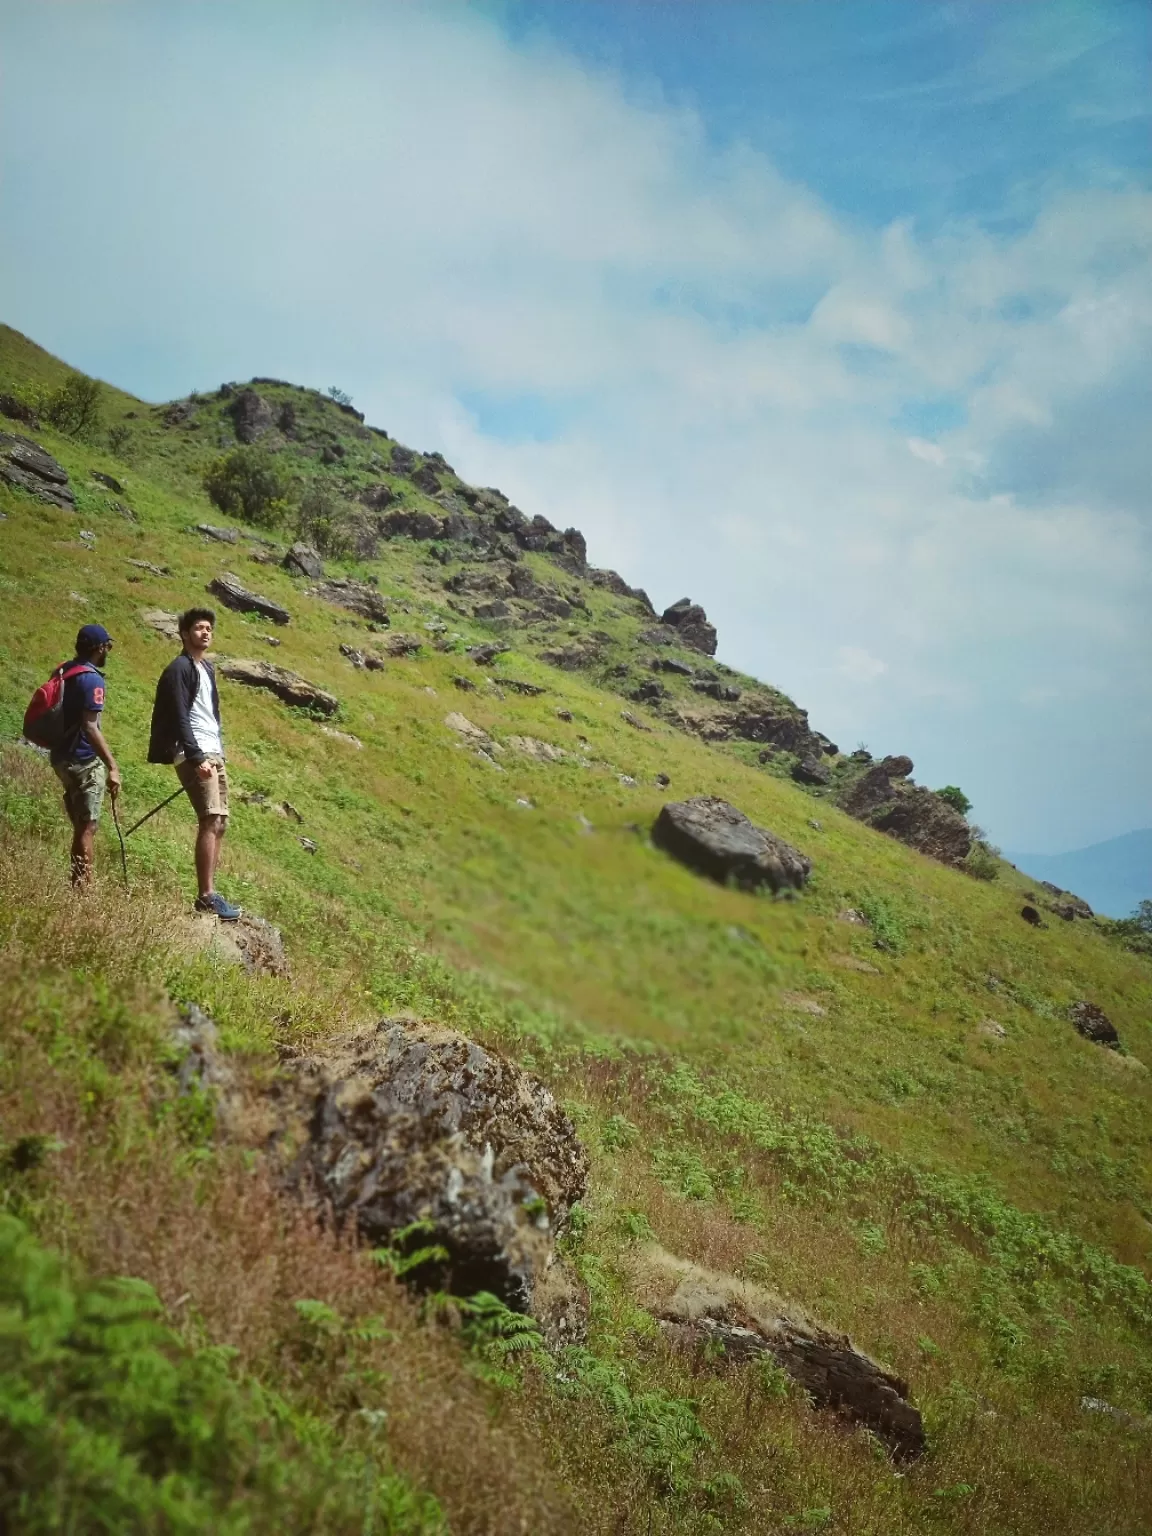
[194,892,242,922]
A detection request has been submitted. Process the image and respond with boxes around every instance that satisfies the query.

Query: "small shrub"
[964,837,1001,882]
[106,422,132,456]
[935,785,972,817]
[44,373,103,440]
[203,445,292,528]
[327,386,354,408]
[857,892,908,952]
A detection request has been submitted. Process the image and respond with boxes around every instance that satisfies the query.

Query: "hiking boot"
[194,892,242,922]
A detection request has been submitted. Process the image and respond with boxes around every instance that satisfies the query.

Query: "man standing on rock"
[147,606,240,921]
[51,623,122,887]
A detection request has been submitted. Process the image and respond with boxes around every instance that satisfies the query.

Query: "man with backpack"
[147,606,240,921]
[40,624,122,887]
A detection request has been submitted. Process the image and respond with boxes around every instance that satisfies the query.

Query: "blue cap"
[76,623,113,651]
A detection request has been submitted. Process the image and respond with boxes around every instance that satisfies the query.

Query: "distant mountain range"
[1004,829,1152,919]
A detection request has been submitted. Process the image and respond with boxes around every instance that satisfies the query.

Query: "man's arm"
[167,659,206,765]
[83,712,122,799]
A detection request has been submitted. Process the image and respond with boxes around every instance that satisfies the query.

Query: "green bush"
[0,1215,442,1534]
[203,446,292,528]
[296,479,355,557]
[935,785,972,817]
[963,836,1001,882]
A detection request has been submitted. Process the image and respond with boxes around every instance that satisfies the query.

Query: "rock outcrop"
[229,387,275,443]
[208,573,292,625]
[653,797,811,893]
[0,432,74,508]
[1069,1000,1119,1049]
[660,597,717,656]
[633,1247,925,1463]
[838,756,971,867]
[217,657,338,715]
[281,1018,589,1330]
[283,542,324,579]
[305,577,390,624]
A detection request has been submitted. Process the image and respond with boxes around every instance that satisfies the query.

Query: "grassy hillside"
[1,324,1150,1534]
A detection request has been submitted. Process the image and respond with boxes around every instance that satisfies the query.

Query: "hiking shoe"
[194,892,242,922]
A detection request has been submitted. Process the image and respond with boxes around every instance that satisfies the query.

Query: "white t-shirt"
[188,659,223,758]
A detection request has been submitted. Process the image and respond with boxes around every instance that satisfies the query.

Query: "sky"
[1,0,1149,853]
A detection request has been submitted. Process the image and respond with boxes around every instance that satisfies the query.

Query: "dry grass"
[0,826,578,1535]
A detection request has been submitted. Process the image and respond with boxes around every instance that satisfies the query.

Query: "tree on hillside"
[203,445,292,528]
[295,479,354,557]
[44,373,103,440]
[935,785,972,817]
[326,386,353,408]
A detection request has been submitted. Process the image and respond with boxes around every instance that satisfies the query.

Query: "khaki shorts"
[55,757,107,827]
[177,756,230,819]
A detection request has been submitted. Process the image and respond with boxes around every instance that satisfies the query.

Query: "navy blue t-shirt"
[52,660,105,764]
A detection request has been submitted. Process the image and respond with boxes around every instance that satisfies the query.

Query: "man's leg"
[211,816,226,885]
[194,814,225,898]
[69,820,97,887]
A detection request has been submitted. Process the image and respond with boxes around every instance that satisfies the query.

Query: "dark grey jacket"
[147,654,221,765]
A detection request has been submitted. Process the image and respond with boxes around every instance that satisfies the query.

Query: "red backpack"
[23,662,94,751]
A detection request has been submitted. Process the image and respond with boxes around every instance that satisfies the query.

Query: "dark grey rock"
[217,657,337,714]
[229,388,275,443]
[1020,905,1044,927]
[792,756,832,787]
[1069,1001,1119,1048]
[90,470,125,493]
[0,393,39,428]
[466,641,510,666]
[661,1313,924,1462]
[380,506,445,540]
[208,572,292,625]
[283,542,324,579]
[653,797,811,893]
[196,523,240,544]
[660,596,718,656]
[691,679,741,702]
[305,578,390,624]
[0,432,74,508]
[411,462,442,494]
[655,657,695,677]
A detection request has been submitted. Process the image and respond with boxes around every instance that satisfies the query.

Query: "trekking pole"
[111,795,130,893]
[123,787,184,838]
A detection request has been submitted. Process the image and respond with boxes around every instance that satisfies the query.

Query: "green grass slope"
[1,324,1150,1534]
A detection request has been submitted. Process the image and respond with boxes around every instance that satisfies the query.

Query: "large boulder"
[653,797,811,893]
[282,542,324,579]
[1069,1001,1119,1049]
[208,572,291,625]
[634,1248,925,1463]
[0,432,74,508]
[660,597,717,656]
[305,577,390,624]
[283,1018,589,1327]
[217,657,338,715]
[228,387,275,443]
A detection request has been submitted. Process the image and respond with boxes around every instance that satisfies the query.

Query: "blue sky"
[1,0,1149,852]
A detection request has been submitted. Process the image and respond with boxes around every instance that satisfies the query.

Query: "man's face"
[94,641,113,667]
[186,620,213,651]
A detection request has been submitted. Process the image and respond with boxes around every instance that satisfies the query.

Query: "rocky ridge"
[160,381,980,871]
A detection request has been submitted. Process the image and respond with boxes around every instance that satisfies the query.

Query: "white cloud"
[0,2,1148,847]
[837,647,889,684]
[907,438,947,466]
